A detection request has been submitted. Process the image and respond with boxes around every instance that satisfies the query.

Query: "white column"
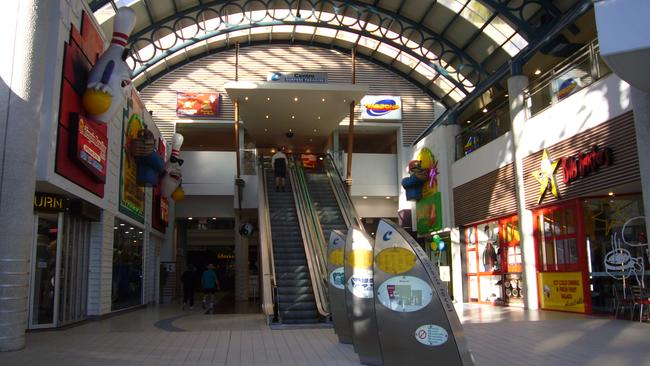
[508,75,539,310]
[0,0,51,351]
[631,87,650,239]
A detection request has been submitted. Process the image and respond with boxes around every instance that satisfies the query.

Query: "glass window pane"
[112,218,144,311]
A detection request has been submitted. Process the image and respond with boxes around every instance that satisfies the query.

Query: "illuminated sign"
[561,145,612,184]
[34,193,68,212]
[360,96,402,120]
[176,92,220,117]
[266,72,328,83]
[69,114,108,182]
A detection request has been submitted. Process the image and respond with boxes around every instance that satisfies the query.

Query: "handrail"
[258,162,278,321]
[324,153,365,231]
[287,158,330,317]
[294,161,329,283]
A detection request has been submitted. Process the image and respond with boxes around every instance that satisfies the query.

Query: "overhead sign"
[70,114,108,183]
[266,72,328,83]
[361,95,402,120]
[176,92,220,117]
[34,193,68,212]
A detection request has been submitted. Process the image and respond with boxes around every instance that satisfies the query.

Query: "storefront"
[453,160,521,307]
[524,111,646,315]
[112,218,145,311]
[30,193,98,328]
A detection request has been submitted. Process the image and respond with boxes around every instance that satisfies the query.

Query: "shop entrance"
[29,212,91,328]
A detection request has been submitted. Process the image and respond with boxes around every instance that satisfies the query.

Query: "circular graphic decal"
[347,249,373,269]
[329,267,345,290]
[347,270,374,298]
[376,247,416,275]
[377,276,433,312]
[414,324,448,346]
[329,248,344,267]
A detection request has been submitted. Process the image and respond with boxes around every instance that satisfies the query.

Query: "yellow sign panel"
[375,248,416,275]
[347,249,373,269]
[537,272,585,313]
[329,248,344,267]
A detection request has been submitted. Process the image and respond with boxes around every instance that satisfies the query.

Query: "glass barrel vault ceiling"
[88,0,580,109]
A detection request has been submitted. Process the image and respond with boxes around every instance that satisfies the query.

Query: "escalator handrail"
[323,153,365,231]
[287,159,330,317]
[294,161,329,282]
[259,162,279,320]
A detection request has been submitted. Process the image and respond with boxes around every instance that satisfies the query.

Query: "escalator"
[264,167,320,324]
[304,167,348,245]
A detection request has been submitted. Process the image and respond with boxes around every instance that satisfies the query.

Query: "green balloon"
[432,234,442,244]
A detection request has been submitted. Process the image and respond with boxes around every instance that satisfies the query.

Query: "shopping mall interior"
[1,0,650,364]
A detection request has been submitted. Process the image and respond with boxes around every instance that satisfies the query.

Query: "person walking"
[181,264,196,310]
[201,264,220,313]
[271,147,287,191]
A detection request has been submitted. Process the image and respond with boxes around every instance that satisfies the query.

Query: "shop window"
[112,218,144,311]
[583,196,647,314]
[465,215,522,305]
[536,204,580,272]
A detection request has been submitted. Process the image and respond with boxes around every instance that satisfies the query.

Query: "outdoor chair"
[630,285,650,322]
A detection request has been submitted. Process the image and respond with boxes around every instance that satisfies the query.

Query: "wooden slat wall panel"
[453,163,517,226]
[139,45,437,144]
[522,112,638,208]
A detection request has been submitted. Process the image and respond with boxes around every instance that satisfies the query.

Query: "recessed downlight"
[291,115,295,119]
[267,97,271,101]
[264,128,268,132]
[265,115,269,119]
[294,97,298,102]
[245,96,249,101]
[482,108,488,113]
[188,217,193,220]
[321,98,325,102]
[534,69,541,75]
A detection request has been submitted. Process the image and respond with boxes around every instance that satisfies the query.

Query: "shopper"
[271,147,287,191]
[201,264,220,313]
[181,265,197,310]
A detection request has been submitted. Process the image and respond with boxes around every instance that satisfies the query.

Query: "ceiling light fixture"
[504,94,509,97]
[188,217,193,220]
[114,226,118,230]
[265,115,269,119]
[291,115,295,119]
[466,120,471,124]
[343,99,347,102]
[608,191,614,196]
[321,98,325,102]
[294,97,298,102]
[534,69,541,75]
[267,97,271,101]
[120,223,125,226]
[313,128,317,132]
[264,128,268,132]
[385,196,391,199]
[362,196,368,199]
[317,116,321,119]
[212,217,217,220]
[482,108,488,113]
[245,96,249,101]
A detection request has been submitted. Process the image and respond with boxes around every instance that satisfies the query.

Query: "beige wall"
[139,45,438,146]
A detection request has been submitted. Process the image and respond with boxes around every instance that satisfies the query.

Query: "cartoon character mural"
[82,7,136,123]
[161,133,185,201]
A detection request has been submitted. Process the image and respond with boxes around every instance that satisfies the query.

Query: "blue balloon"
[438,241,446,252]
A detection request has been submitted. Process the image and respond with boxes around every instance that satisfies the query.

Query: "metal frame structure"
[87,0,583,124]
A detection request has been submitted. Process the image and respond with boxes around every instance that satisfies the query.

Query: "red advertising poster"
[160,197,169,225]
[301,154,318,169]
[70,114,107,182]
[176,92,220,117]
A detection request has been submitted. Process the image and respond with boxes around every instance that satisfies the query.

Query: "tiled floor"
[1,303,649,366]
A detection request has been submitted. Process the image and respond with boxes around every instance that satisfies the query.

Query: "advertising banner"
[119,101,145,222]
[537,272,585,313]
[416,192,442,236]
[70,114,108,182]
[176,92,220,117]
[360,95,402,120]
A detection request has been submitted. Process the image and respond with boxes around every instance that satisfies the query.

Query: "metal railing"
[288,158,330,317]
[454,99,511,160]
[525,39,610,118]
[324,154,365,231]
[258,163,278,322]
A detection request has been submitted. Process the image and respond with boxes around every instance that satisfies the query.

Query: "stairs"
[266,169,320,324]
[305,171,348,242]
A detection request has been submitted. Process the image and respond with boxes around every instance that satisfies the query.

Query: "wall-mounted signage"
[537,272,585,313]
[119,108,145,222]
[70,114,108,182]
[532,149,560,204]
[160,196,169,225]
[561,145,612,184]
[266,72,328,83]
[360,95,402,120]
[176,92,220,117]
[34,193,68,212]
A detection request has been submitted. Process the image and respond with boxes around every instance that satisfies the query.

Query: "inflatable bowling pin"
[83,7,137,123]
[162,133,184,199]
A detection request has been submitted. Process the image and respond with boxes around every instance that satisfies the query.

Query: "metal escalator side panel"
[373,219,474,366]
[258,166,276,319]
[344,227,383,366]
[327,230,353,344]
